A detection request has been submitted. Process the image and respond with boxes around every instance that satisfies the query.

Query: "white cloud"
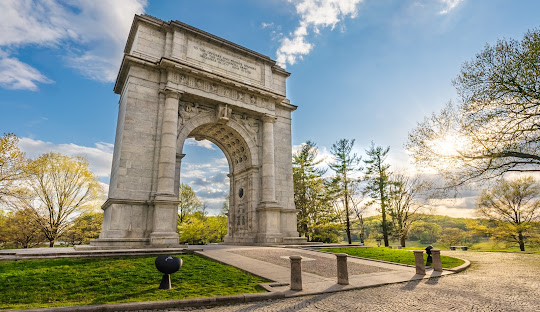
[18,138,113,179]
[0,50,53,91]
[186,139,217,150]
[0,0,147,89]
[277,0,364,67]
[438,0,464,14]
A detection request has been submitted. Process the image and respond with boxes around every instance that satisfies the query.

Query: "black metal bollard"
[155,255,182,289]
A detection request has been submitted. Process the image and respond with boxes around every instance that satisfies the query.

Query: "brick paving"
[156,251,540,312]
[229,248,390,278]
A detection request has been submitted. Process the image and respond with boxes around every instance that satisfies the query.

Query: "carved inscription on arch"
[186,38,262,83]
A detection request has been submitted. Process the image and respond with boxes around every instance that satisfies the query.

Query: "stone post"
[261,114,277,203]
[413,250,426,275]
[431,249,443,272]
[336,253,349,285]
[289,255,303,291]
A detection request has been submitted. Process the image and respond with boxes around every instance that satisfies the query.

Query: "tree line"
[0,133,103,248]
[294,28,540,251]
[293,139,430,247]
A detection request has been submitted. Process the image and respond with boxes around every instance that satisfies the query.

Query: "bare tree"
[407,29,540,188]
[388,173,429,247]
[477,176,540,251]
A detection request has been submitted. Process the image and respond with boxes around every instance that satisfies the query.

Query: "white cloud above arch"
[0,0,147,90]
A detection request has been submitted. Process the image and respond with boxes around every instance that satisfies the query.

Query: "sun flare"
[429,134,468,157]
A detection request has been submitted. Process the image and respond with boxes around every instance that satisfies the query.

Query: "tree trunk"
[381,206,389,247]
[49,240,55,248]
[360,215,365,244]
[400,235,406,247]
[345,195,352,245]
[518,232,525,251]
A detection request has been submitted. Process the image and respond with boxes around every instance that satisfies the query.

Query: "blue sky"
[1,0,539,216]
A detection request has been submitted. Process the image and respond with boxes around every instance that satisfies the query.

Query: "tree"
[388,173,429,247]
[2,208,45,248]
[14,152,102,247]
[476,176,540,251]
[178,183,202,223]
[329,139,362,244]
[293,141,332,241]
[409,221,442,244]
[0,133,27,203]
[364,142,392,247]
[61,212,103,246]
[0,210,7,247]
[407,29,540,187]
[221,195,230,216]
[437,227,469,248]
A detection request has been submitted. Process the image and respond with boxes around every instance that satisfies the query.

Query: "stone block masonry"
[92,14,306,248]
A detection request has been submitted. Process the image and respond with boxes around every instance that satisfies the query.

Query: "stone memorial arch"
[91,15,305,247]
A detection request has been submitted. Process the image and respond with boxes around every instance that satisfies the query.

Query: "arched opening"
[180,138,229,215]
[177,118,260,244]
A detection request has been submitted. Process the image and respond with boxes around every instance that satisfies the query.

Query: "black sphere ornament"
[155,255,182,289]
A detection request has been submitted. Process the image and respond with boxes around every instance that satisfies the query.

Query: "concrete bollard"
[413,250,426,275]
[289,255,303,290]
[336,253,349,285]
[431,249,443,272]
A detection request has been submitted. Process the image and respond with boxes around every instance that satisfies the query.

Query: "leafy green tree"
[13,152,102,247]
[437,227,470,248]
[329,139,362,244]
[178,212,206,244]
[178,183,202,223]
[364,142,392,247]
[2,208,45,248]
[477,176,540,251]
[311,222,342,243]
[293,141,334,241]
[407,29,540,187]
[409,221,442,244]
[0,210,7,247]
[178,212,227,244]
[61,212,103,246]
[0,133,27,204]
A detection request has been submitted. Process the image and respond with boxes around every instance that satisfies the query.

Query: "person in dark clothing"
[425,245,433,266]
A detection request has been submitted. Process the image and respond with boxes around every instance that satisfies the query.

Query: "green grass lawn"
[0,254,268,310]
[318,247,465,269]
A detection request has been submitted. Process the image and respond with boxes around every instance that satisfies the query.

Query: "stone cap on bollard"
[335,253,348,258]
[289,255,303,261]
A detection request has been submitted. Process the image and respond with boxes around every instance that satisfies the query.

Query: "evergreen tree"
[364,142,392,247]
[329,139,362,244]
[293,141,328,240]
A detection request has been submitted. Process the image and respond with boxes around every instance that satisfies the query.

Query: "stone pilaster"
[151,89,182,246]
[261,114,277,203]
[156,89,182,196]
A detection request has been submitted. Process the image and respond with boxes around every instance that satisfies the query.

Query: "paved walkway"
[165,250,540,312]
[197,246,457,297]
